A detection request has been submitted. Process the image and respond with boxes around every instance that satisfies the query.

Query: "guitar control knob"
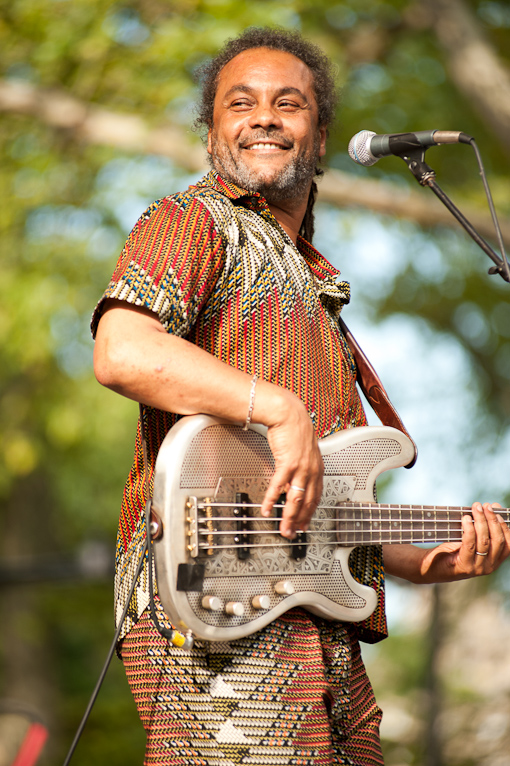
[274,580,295,596]
[225,601,244,617]
[201,595,222,611]
[252,595,270,610]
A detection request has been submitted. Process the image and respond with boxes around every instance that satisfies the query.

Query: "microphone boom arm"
[399,146,510,283]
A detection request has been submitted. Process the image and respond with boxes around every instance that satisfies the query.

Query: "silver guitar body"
[152,415,415,642]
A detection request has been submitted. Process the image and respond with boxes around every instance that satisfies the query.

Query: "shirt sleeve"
[91,194,225,338]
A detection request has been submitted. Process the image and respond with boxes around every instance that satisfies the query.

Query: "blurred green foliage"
[1,1,510,764]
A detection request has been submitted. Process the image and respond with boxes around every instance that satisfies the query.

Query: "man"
[92,27,510,765]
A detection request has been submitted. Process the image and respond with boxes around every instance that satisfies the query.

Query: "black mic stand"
[397,144,510,283]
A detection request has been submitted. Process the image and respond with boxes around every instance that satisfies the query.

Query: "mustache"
[239,131,293,149]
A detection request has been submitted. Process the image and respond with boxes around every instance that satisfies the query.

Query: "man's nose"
[248,101,283,130]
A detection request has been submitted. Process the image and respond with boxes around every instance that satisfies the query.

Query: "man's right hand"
[256,386,323,539]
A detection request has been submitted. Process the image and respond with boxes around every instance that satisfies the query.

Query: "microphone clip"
[399,147,437,186]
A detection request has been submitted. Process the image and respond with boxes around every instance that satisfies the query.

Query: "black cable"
[61,538,148,766]
[140,402,193,652]
[145,499,193,650]
[62,498,193,765]
[402,140,510,282]
[469,138,510,281]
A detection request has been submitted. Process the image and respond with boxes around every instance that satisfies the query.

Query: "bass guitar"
[152,414,508,642]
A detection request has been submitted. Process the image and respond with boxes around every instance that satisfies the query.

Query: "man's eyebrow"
[222,84,310,101]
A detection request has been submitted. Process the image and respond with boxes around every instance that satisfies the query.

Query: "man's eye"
[231,99,252,109]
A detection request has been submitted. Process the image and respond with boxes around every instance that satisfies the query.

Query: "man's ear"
[207,127,213,155]
[318,126,327,158]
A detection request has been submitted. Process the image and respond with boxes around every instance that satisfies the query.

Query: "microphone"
[348,129,473,166]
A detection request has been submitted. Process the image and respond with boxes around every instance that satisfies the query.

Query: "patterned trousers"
[122,601,384,765]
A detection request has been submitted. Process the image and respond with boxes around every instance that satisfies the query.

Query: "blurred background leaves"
[1,1,509,764]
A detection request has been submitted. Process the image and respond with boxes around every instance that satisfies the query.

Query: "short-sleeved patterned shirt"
[91,171,387,644]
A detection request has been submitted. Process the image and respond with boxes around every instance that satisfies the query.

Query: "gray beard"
[209,133,320,203]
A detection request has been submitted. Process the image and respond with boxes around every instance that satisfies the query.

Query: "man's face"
[207,47,327,203]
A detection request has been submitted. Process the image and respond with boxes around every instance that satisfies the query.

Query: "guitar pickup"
[233,492,251,560]
[291,530,307,560]
[276,493,308,560]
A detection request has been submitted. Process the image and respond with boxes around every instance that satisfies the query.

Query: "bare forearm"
[93,300,324,538]
[94,301,290,426]
[383,544,434,584]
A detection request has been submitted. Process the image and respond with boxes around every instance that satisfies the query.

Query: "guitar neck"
[337,503,510,546]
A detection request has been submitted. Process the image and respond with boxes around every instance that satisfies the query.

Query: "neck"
[266,192,309,245]
[211,166,312,244]
[335,502,510,546]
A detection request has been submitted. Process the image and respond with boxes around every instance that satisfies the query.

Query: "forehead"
[215,47,317,103]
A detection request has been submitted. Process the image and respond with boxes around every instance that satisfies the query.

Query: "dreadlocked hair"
[300,174,321,244]
[193,27,338,243]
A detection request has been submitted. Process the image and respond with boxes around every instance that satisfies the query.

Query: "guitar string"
[193,521,467,548]
[190,513,507,535]
[187,504,509,550]
[193,516,476,526]
[195,501,510,515]
[190,516,477,550]
[194,537,466,551]
[193,524,464,535]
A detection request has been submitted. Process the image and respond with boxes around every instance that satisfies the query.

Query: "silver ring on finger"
[289,484,306,493]
[476,551,489,556]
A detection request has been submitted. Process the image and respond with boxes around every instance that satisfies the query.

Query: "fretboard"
[336,503,510,546]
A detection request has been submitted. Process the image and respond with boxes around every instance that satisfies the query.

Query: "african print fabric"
[91,171,387,644]
[122,600,384,766]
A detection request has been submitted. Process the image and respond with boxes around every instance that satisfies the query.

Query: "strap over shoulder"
[339,317,418,468]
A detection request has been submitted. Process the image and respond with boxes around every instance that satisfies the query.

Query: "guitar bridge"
[185,496,199,558]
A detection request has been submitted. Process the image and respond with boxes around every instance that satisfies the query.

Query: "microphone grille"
[348,130,377,166]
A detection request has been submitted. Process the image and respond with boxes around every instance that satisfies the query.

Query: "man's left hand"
[384,502,510,584]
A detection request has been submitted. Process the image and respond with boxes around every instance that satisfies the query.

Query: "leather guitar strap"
[339,317,418,468]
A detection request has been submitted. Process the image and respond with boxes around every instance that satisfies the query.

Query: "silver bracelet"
[243,374,258,430]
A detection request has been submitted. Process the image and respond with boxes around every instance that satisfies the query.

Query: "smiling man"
[92,27,510,766]
[207,46,326,214]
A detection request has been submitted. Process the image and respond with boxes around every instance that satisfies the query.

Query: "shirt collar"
[197,171,264,205]
[196,171,346,295]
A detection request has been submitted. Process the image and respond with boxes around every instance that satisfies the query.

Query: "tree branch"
[2,77,509,244]
[422,0,510,156]
[0,78,206,172]
[319,170,510,245]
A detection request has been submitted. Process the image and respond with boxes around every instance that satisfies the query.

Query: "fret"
[353,505,362,544]
[384,504,391,543]
[371,503,381,544]
[337,505,350,546]
[401,505,409,544]
[411,505,423,544]
[415,505,423,544]
[364,504,369,544]
[392,507,400,544]
[347,504,357,546]
[422,506,434,543]
[435,508,443,542]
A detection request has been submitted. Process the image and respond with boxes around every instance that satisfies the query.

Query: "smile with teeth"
[245,142,289,151]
